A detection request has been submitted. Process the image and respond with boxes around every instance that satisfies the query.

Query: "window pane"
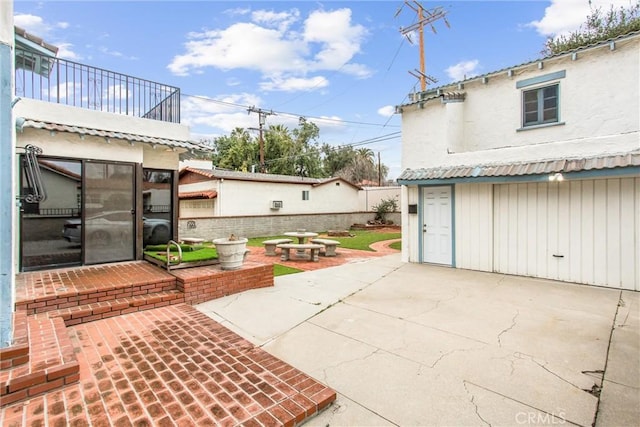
[523,84,558,126]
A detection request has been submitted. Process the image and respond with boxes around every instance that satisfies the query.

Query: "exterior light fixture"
[548,172,564,181]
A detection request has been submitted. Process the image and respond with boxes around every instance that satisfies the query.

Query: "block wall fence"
[178,212,401,240]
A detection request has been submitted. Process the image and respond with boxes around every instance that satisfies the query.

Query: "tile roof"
[400,31,640,108]
[181,167,360,188]
[16,118,212,153]
[178,190,218,199]
[397,151,640,182]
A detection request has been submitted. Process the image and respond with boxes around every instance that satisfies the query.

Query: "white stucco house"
[9,26,208,271]
[396,31,640,291]
[178,166,363,218]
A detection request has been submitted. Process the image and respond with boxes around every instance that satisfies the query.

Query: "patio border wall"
[179,212,401,241]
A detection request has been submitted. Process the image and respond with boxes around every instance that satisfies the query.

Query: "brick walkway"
[246,238,401,272]
[1,238,399,425]
[1,305,335,426]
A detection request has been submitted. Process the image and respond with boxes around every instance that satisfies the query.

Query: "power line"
[181,92,400,129]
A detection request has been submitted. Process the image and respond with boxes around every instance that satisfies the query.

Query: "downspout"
[0,1,15,348]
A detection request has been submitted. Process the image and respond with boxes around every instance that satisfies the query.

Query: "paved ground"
[196,254,640,427]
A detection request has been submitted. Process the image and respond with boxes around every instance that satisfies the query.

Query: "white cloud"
[56,43,82,60]
[14,13,49,34]
[168,6,371,87]
[446,59,480,81]
[181,92,263,133]
[260,75,329,92]
[377,105,396,118]
[529,0,633,37]
[251,8,300,32]
[14,13,80,59]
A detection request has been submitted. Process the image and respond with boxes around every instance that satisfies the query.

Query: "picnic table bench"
[277,243,324,262]
[310,238,341,257]
[262,238,293,256]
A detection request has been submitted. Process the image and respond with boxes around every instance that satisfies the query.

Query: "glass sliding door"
[84,161,135,264]
[142,169,173,247]
[21,158,82,270]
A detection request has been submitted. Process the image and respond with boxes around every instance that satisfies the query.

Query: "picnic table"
[282,230,319,259]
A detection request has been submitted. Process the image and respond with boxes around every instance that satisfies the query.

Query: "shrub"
[372,196,399,223]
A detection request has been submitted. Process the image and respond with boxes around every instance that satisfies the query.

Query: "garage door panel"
[593,180,608,286]
[494,178,638,290]
[580,180,595,285]
[569,181,583,282]
[620,178,637,289]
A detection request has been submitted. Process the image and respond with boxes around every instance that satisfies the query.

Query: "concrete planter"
[212,237,248,270]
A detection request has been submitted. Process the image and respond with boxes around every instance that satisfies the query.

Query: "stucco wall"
[178,212,401,240]
[401,35,640,171]
[358,186,401,211]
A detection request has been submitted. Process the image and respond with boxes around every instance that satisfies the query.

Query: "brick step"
[43,290,186,327]
[0,315,79,407]
[15,273,178,316]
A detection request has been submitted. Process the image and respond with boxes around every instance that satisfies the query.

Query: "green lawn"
[273,264,303,276]
[389,240,401,250]
[144,246,218,264]
[247,230,400,252]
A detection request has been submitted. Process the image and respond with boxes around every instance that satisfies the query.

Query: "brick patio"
[0,239,399,425]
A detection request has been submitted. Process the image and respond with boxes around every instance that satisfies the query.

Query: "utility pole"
[398,1,449,92]
[247,106,274,173]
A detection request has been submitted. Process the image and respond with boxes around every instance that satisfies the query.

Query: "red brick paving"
[1,238,399,425]
[246,237,400,272]
[1,305,335,426]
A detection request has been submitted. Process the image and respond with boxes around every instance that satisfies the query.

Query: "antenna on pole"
[398,1,449,92]
[247,106,275,173]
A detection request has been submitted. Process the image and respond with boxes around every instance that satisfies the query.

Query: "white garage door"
[493,178,639,290]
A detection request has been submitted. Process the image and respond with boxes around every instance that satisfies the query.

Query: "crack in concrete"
[464,380,582,426]
[220,293,241,309]
[497,310,519,347]
[319,348,382,383]
[463,380,492,427]
[288,296,322,306]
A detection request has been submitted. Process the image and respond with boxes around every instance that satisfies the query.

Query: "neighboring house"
[10,26,208,271]
[178,166,363,218]
[396,32,640,291]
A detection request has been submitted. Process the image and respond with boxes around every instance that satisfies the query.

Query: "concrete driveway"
[196,254,639,427]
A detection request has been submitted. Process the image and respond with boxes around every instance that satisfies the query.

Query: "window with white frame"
[302,190,309,200]
[522,84,559,127]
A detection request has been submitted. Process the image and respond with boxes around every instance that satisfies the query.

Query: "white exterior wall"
[401,185,420,263]
[400,35,640,290]
[15,100,183,169]
[454,183,493,271]
[15,98,190,141]
[217,180,359,216]
[401,36,640,171]
[358,186,401,211]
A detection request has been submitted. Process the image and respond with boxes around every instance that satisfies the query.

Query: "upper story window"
[302,190,310,200]
[523,84,559,127]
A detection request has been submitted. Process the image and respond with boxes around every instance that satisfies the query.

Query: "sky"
[12,0,634,180]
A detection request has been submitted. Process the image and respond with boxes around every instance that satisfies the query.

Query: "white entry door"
[422,186,452,265]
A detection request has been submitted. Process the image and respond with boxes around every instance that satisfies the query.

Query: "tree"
[211,128,258,171]
[544,2,640,55]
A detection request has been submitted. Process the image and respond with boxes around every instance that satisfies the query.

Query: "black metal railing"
[15,48,180,123]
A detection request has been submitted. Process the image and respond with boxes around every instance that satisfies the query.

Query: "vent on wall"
[271,200,283,210]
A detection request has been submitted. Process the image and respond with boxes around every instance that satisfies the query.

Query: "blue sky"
[13,0,632,180]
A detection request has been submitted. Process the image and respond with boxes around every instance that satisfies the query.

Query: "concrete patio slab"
[197,253,639,427]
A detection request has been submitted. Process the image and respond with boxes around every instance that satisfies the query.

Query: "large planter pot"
[212,237,248,270]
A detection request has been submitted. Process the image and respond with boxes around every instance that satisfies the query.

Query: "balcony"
[14,47,180,124]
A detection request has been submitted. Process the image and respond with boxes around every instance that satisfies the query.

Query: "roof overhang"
[179,190,218,200]
[397,152,640,185]
[16,118,212,154]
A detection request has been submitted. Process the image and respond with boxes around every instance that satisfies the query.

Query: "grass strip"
[145,247,218,263]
